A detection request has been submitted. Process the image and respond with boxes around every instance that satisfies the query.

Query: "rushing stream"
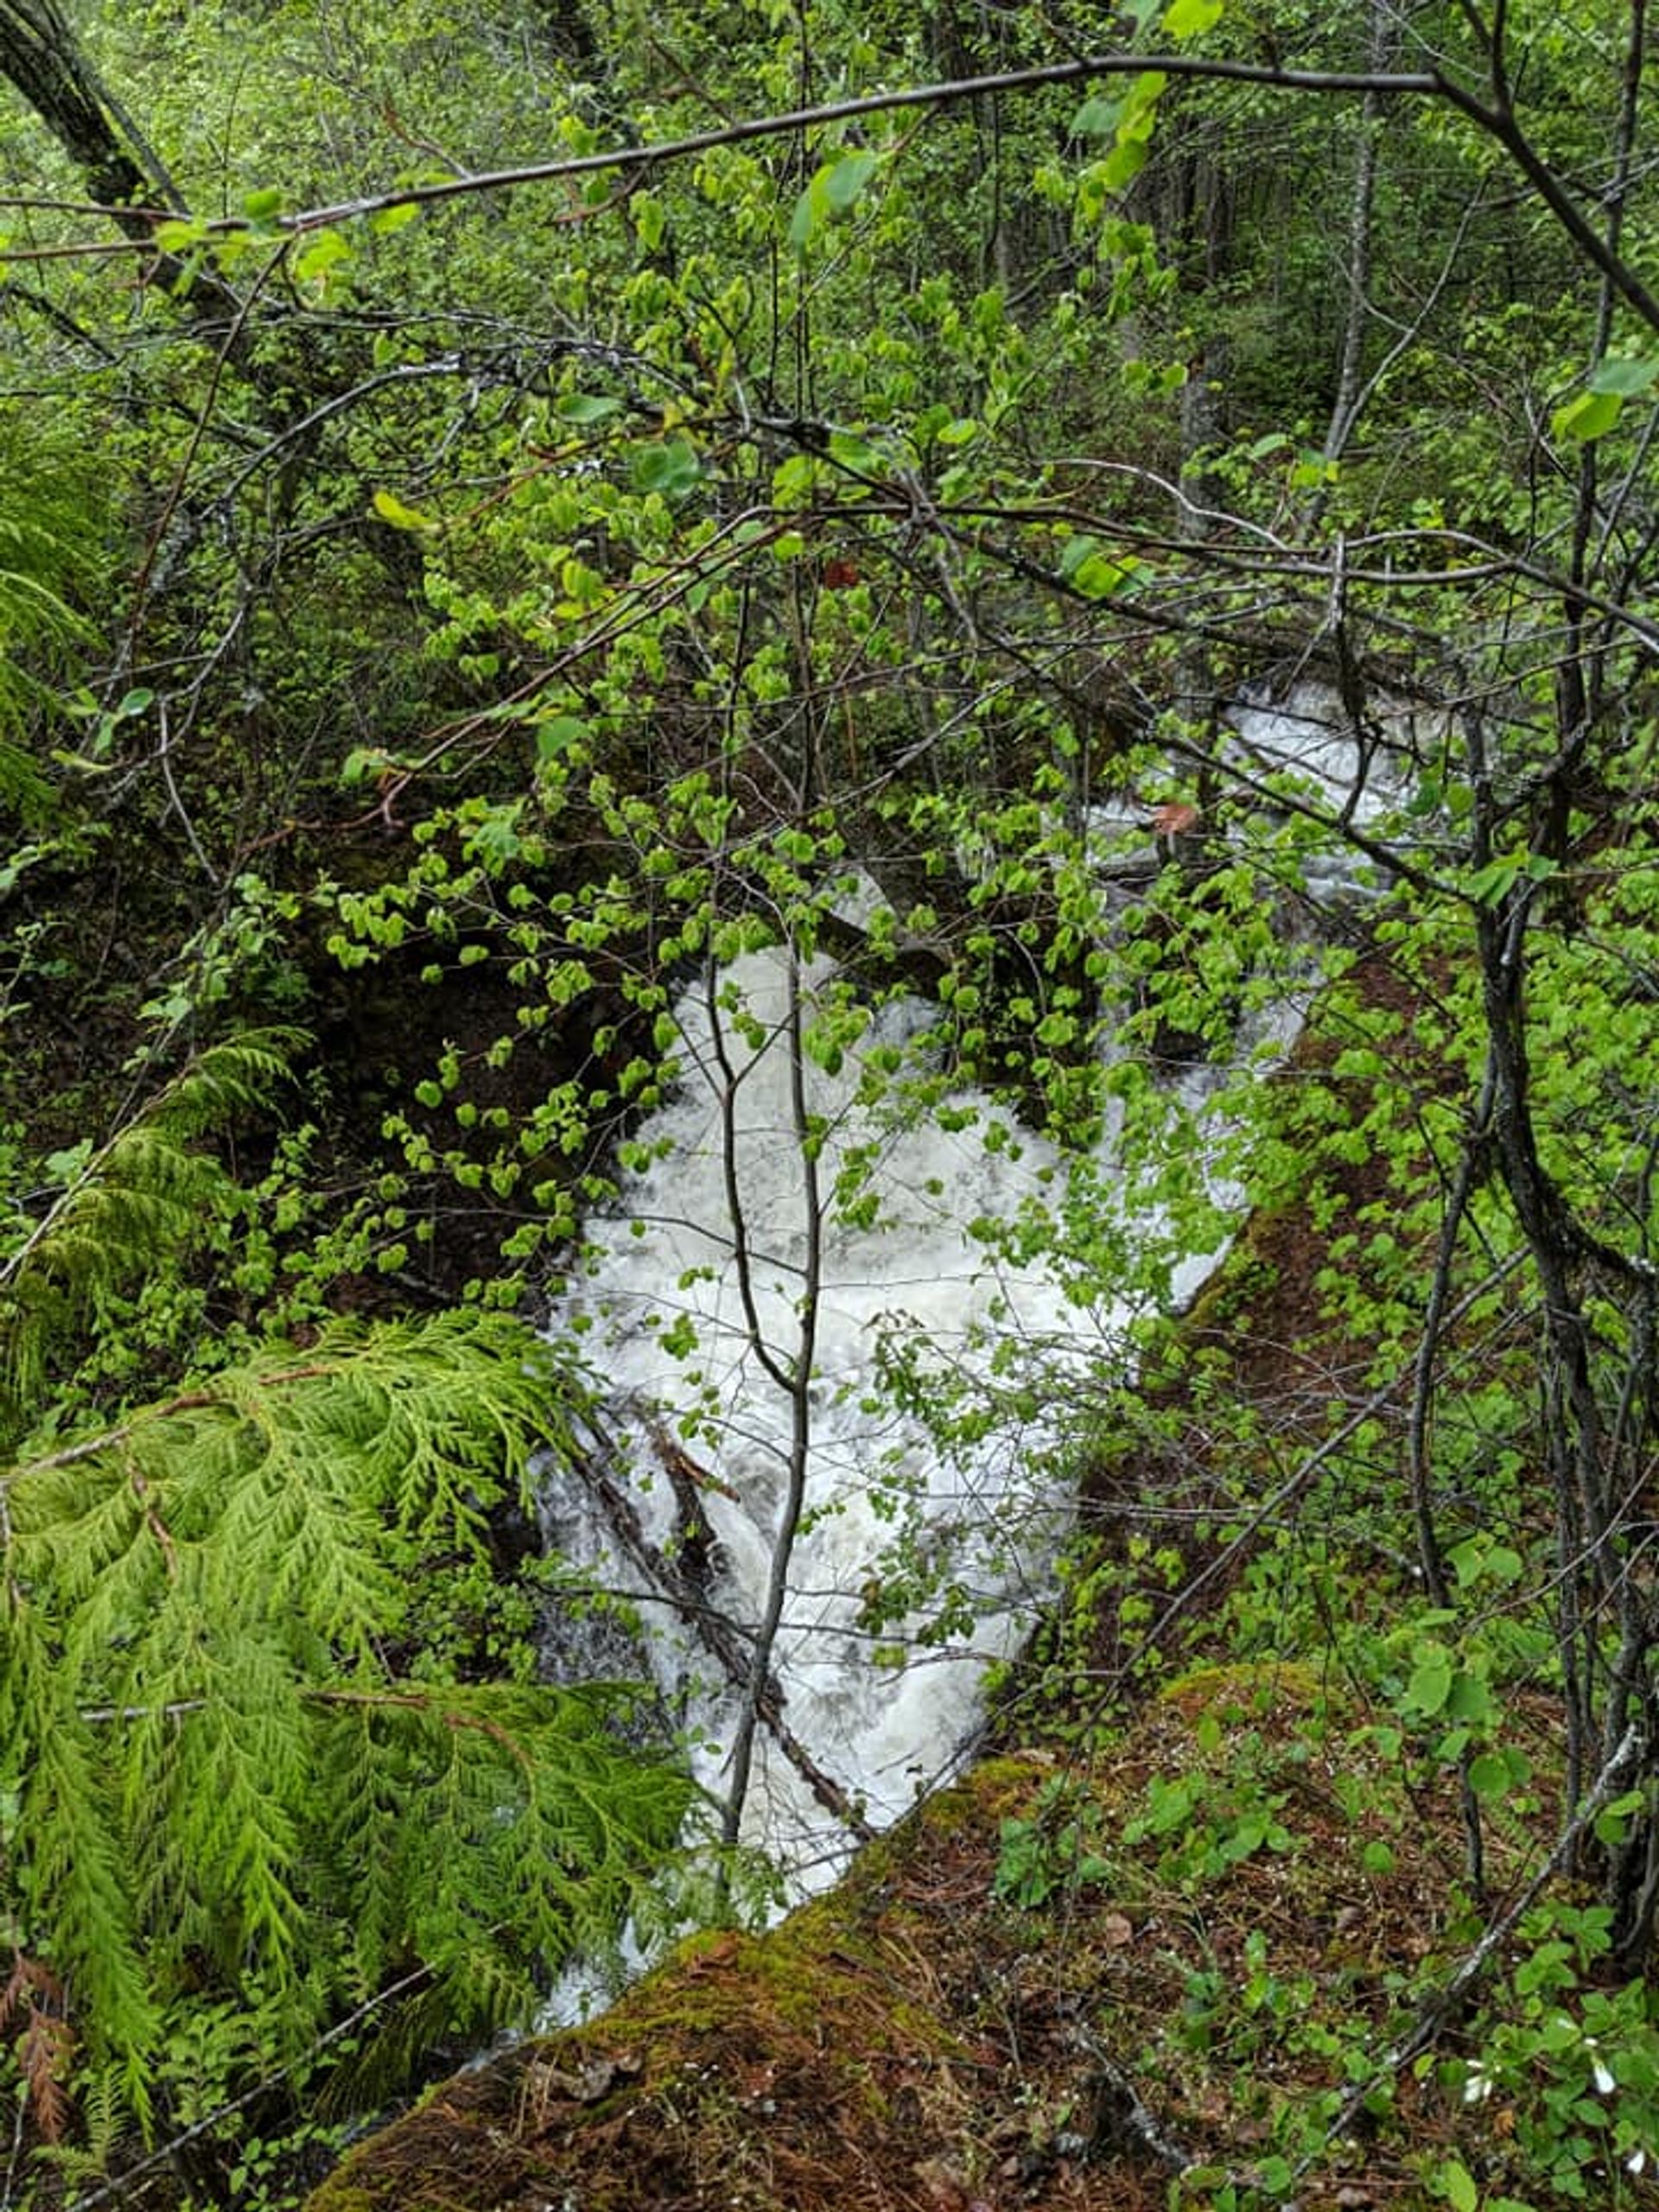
[535,686,1410,1911]
[541,950,1192,1892]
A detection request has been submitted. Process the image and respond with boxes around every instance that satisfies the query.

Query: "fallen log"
[569,1415,876,1843]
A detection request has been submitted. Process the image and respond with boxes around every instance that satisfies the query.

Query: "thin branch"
[1306,1721,1644,2171]
[62,1961,440,2212]
[1092,1255,1527,1709]
[267,57,1444,238]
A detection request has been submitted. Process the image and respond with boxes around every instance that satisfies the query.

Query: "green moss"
[302,1760,1037,2212]
[302,2188,378,2212]
[1160,1656,1326,1719]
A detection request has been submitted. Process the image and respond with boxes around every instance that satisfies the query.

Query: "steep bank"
[306,984,1598,2212]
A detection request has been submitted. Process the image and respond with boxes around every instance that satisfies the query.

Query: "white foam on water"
[541,950,1163,1896]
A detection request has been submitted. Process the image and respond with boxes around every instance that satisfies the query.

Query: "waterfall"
[536,685,1392,1909]
[538,951,1224,1901]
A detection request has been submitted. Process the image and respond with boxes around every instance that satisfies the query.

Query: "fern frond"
[0,1025,308,1442]
[0,560,92,823]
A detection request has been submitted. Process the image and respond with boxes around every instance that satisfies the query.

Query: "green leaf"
[1071,96,1122,140]
[1469,1751,1513,1800]
[1595,1789,1647,1847]
[1060,536,1141,598]
[1448,1536,1525,1588]
[1164,0,1224,35]
[296,229,351,285]
[828,428,887,476]
[241,185,285,226]
[631,438,702,499]
[1404,1646,1453,1717]
[1438,2157,1479,2212]
[823,151,877,213]
[153,217,207,252]
[790,149,880,247]
[557,393,623,425]
[535,715,588,763]
[1446,1670,1496,1726]
[1554,389,1624,442]
[1588,355,1659,397]
[371,487,439,533]
[1463,855,1525,906]
[632,192,666,251]
[367,200,421,235]
[1101,137,1150,189]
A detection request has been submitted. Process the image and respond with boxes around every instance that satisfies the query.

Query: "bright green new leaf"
[154,217,208,251]
[790,149,880,248]
[1102,137,1150,189]
[371,487,440,532]
[296,229,351,285]
[1124,69,1169,118]
[1553,388,1624,442]
[1164,0,1224,35]
[557,393,624,425]
[1060,535,1141,598]
[1438,2158,1479,2212]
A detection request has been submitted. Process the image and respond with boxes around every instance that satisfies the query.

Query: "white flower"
[1463,2064,1494,2107]
[1582,2032,1616,2095]
[1626,2145,1648,2177]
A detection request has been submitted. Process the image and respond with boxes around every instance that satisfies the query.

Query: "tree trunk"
[0,0,254,359]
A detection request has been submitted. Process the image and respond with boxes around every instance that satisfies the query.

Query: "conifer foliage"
[0,1037,695,2155]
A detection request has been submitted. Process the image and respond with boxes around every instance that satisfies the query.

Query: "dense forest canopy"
[3,1,1659,2205]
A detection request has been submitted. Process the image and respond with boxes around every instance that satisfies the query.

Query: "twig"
[1068,2026,1200,2173]
[1305,1721,1644,2173]
[63,1961,439,2211]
